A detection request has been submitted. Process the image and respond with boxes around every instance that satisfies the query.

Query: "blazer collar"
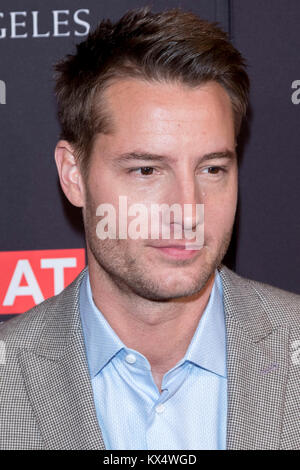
[217,264,274,341]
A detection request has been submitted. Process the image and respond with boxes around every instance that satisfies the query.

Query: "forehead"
[96,78,235,153]
[104,77,233,119]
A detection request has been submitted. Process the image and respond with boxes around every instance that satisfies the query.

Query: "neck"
[87,258,215,386]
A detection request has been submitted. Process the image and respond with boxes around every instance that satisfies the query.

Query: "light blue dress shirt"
[79,269,227,450]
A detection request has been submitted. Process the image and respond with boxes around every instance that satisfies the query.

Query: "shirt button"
[155,404,165,414]
[125,353,136,364]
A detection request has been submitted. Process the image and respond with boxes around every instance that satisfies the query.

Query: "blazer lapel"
[18,268,106,450]
[218,265,290,449]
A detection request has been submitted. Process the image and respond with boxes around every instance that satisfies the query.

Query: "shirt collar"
[80,271,125,377]
[184,270,226,377]
[79,269,226,379]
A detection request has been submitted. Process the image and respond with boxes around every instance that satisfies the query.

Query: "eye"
[203,166,227,175]
[129,167,155,176]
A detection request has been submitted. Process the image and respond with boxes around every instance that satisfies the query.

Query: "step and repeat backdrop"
[0,0,299,320]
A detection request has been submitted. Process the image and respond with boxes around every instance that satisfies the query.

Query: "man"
[0,7,299,450]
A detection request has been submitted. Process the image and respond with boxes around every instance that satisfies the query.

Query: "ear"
[54,140,85,208]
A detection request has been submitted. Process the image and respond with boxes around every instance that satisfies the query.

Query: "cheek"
[87,167,121,207]
[203,186,237,233]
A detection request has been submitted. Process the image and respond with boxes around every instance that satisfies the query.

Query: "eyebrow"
[114,150,236,165]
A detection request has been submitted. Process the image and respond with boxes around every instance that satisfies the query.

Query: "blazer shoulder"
[218,264,300,328]
[0,267,87,348]
[0,296,56,348]
[220,264,300,299]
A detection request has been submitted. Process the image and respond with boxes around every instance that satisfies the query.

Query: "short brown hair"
[54,6,249,176]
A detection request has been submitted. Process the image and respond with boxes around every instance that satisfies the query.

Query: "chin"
[136,273,211,301]
[146,286,205,302]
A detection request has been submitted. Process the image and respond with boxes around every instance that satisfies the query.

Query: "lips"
[154,245,186,249]
[149,242,203,259]
[148,242,199,249]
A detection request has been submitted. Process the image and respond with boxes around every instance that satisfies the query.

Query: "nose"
[170,175,203,229]
[160,173,204,244]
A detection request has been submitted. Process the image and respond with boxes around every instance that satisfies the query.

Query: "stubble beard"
[83,196,234,302]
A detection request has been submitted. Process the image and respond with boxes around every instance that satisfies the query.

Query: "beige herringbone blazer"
[0,264,299,449]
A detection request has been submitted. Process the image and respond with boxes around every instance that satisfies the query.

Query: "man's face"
[82,79,237,300]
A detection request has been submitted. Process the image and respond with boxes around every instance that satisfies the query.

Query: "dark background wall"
[0,0,299,320]
[229,0,300,294]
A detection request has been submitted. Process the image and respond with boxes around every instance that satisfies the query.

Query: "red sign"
[0,249,86,314]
